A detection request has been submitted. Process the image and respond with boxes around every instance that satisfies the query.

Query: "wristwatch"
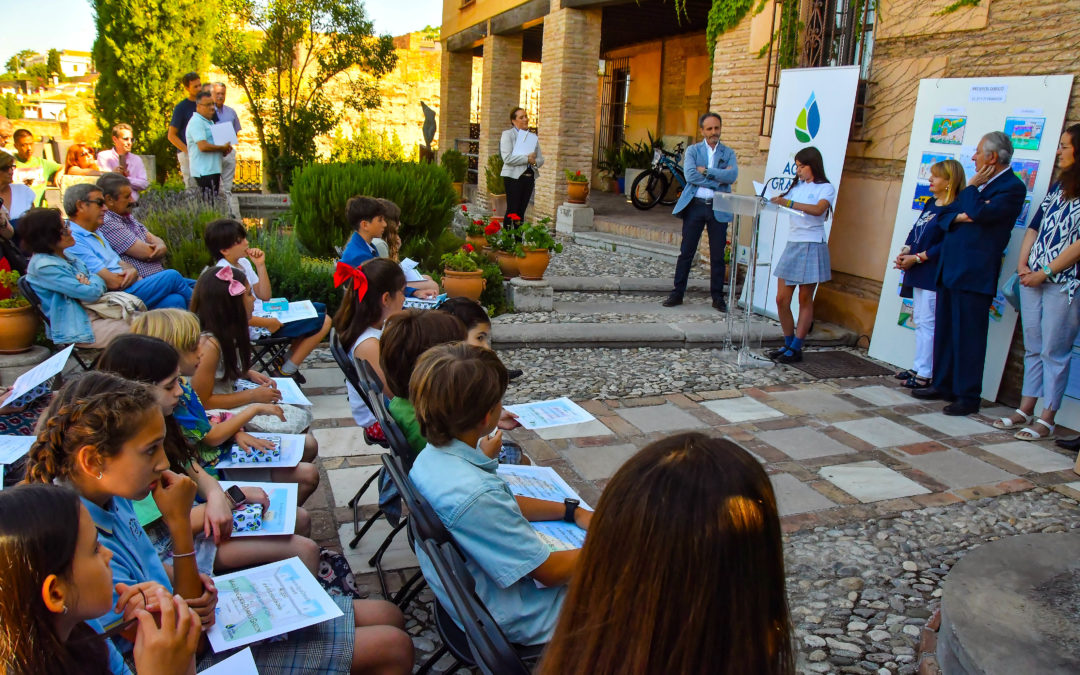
[1042,264,1054,276]
[563,498,580,523]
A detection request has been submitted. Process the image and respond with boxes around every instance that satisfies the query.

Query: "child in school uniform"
[438,296,523,380]
[339,195,439,298]
[409,343,590,645]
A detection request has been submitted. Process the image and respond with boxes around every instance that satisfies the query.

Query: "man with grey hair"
[912,130,1026,415]
[211,82,241,194]
[96,173,174,278]
[64,182,192,309]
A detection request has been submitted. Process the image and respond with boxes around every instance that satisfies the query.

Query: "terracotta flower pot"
[518,248,551,280]
[482,245,497,262]
[0,305,39,354]
[466,235,487,250]
[442,269,485,301]
[490,193,507,216]
[567,180,589,204]
[494,251,520,278]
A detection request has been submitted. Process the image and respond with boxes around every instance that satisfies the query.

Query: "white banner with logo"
[747,66,861,317]
[868,75,1074,403]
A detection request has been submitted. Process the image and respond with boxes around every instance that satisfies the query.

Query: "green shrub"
[290,161,459,270]
[134,191,228,278]
[440,149,468,183]
[485,154,505,194]
[247,224,338,309]
[328,122,408,163]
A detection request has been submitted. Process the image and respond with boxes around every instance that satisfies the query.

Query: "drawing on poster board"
[917,152,953,182]
[1011,159,1039,192]
[1015,197,1032,228]
[930,116,966,145]
[912,183,934,210]
[898,298,916,330]
[989,292,1007,322]
[1004,117,1045,151]
[959,146,978,182]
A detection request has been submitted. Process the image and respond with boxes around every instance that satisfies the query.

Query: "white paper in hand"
[211,122,238,146]
[197,647,258,675]
[399,258,425,282]
[5,345,72,406]
[512,130,537,156]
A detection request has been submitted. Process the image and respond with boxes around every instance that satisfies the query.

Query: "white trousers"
[912,287,937,378]
[177,151,194,189]
[221,151,236,194]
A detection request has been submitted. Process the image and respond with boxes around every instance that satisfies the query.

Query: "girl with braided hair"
[28,375,415,673]
[0,483,199,674]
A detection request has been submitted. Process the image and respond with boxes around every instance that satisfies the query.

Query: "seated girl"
[132,308,321,504]
[20,207,129,348]
[190,264,320,445]
[96,334,321,574]
[26,372,414,675]
[205,218,332,384]
[538,433,794,675]
[331,258,405,439]
[0,483,200,675]
[63,142,105,176]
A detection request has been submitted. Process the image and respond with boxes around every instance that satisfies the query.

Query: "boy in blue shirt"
[408,343,591,646]
[340,195,439,298]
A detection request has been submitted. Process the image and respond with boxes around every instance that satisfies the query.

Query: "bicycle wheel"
[630,169,669,210]
[658,168,682,206]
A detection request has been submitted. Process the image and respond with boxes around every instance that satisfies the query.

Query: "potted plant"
[482,219,503,261]
[441,149,469,199]
[564,169,590,204]
[0,270,39,353]
[598,145,626,194]
[518,217,563,280]
[623,137,657,199]
[486,154,507,216]
[488,216,524,278]
[460,204,489,250]
[440,245,486,301]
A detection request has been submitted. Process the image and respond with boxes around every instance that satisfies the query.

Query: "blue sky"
[0,0,442,56]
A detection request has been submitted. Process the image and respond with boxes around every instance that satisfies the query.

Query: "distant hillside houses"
[25,50,95,77]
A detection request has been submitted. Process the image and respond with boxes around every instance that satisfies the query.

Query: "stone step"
[547,275,710,294]
[572,231,696,266]
[491,317,855,349]
[551,300,724,315]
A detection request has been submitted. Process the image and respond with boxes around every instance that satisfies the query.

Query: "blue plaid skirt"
[773,241,831,285]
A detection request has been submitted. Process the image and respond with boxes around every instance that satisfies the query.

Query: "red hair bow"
[334,262,368,302]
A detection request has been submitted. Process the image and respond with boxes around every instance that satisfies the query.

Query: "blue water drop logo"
[795,92,821,143]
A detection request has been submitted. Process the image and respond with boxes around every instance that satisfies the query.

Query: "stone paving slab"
[336,522,416,574]
[770,472,836,516]
[535,419,613,441]
[561,443,641,481]
[614,403,710,434]
[701,396,784,423]
[307,394,354,420]
[819,460,932,503]
[847,384,918,407]
[756,427,857,460]
[909,412,993,437]
[770,390,859,416]
[834,418,931,448]
[312,427,385,457]
[976,440,1075,474]
[899,449,1015,489]
[300,367,347,389]
[327,465,380,508]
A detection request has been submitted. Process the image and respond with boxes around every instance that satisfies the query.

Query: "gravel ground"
[555,291,678,303]
[784,487,1080,674]
[546,239,711,279]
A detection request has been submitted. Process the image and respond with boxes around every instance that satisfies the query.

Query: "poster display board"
[868,75,1074,401]
[749,66,860,318]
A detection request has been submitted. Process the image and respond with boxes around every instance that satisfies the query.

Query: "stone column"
[478,33,523,210]
[438,48,473,163]
[535,0,602,220]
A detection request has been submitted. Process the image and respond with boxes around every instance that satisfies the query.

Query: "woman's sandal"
[901,375,931,389]
[992,409,1034,430]
[1015,419,1055,441]
[894,369,916,380]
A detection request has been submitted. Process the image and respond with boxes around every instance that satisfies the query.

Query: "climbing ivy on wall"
[705,0,765,58]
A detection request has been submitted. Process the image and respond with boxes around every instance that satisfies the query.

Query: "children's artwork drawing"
[912,183,934,210]
[930,116,966,145]
[897,298,916,331]
[917,152,953,182]
[1003,117,1045,151]
[1015,197,1032,228]
[1011,159,1039,192]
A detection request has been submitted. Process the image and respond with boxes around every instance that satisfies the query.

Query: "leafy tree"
[2,94,21,119]
[91,0,215,182]
[328,119,408,163]
[25,63,50,87]
[213,0,398,192]
[5,50,38,74]
[46,49,62,78]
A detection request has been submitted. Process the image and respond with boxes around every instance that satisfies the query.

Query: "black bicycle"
[630,142,685,210]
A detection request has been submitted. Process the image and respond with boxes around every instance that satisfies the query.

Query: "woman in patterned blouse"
[995,124,1080,440]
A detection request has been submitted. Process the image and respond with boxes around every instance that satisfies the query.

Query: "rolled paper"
[230,436,282,463]
[232,503,264,532]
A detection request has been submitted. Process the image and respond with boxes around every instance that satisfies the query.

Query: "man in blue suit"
[663,112,738,311]
[912,131,1026,415]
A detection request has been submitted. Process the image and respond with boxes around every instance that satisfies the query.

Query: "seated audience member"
[26,373,414,674]
[96,334,322,574]
[374,198,440,297]
[340,196,436,299]
[538,432,794,675]
[11,129,60,206]
[97,173,173,278]
[438,296,524,380]
[20,207,129,348]
[64,183,192,310]
[380,309,467,455]
[205,218,331,383]
[331,258,405,440]
[132,308,320,503]
[409,343,590,645]
[0,115,13,154]
[1,150,36,226]
[97,123,150,195]
[0,483,200,675]
[62,142,104,176]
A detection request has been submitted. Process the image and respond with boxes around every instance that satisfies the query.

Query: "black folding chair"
[379,453,441,610]
[416,538,542,675]
[249,334,292,374]
[18,275,99,370]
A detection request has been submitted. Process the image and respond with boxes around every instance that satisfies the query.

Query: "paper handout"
[399,258,425,282]
[217,481,299,537]
[254,299,318,324]
[497,464,591,553]
[234,378,312,406]
[211,122,239,146]
[511,130,537,157]
[503,397,595,429]
[198,647,258,674]
[207,557,343,652]
[0,435,34,465]
[4,345,72,407]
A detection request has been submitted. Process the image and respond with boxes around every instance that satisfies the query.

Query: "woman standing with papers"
[501,107,544,220]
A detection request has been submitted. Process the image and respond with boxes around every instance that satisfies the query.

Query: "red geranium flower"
[484,222,501,235]
[575,170,582,176]
[507,213,521,221]
[461,204,468,212]
[463,243,474,252]
[473,219,484,226]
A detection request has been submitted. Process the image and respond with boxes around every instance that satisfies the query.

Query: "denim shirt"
[27,252,106,344]
[410,438,564,646]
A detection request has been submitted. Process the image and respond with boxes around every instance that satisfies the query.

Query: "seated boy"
[438,296,523,380]
[409,343,590,646]
[340,195,439,298]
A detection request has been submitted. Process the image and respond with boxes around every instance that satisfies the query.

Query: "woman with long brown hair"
[538,432,794,675]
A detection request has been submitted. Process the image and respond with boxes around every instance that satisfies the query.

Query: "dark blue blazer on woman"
[936,171,1026,296]
[902,199,956,291]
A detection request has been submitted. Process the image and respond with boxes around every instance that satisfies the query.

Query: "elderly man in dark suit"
[912,131,1026,415]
